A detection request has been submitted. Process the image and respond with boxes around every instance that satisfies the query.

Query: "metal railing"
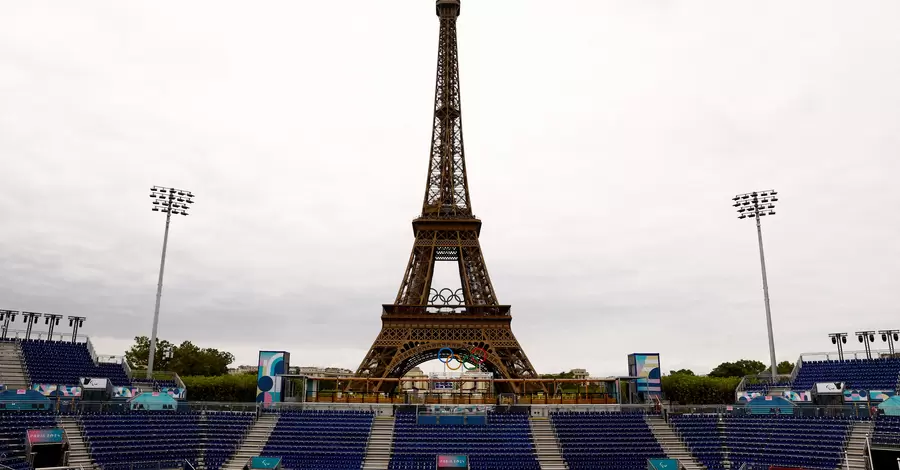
[1,329,91,343]
[800,349,897,362]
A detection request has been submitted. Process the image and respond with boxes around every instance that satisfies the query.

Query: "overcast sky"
[1,1,898,377]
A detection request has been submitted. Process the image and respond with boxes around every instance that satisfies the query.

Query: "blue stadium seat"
[389,410,540,470]
[792,358,900,390]
[79,410,202,470]
[0,411,58,470]
[19,340,131,386]
[673,414,852,470]
[873,415,900,446]
[204,411,255,470]
[670,413,726,470]
[261,409,373,470]
[551,411,666,470]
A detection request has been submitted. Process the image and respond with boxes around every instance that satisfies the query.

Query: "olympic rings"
[437,346,487,370]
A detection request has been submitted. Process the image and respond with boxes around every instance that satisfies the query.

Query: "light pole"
[733,189,779,380]
[856,331,876,360]
[44,313,63,339]
[21,312,42,340]
[0,310,17,340]
[879,329,899,356]
[147,186,195,379]
[829,333,848,361]
[68,316,85,343]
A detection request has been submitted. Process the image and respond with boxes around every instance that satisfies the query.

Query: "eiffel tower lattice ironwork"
[354,0,539,393]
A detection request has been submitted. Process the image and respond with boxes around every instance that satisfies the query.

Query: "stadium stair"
[645,415,705,470]
[220,413,279,470]
[844,421,873,470]
[528,416,568,470]
[362,414,395,470]
[59,416,97,469]
[0,341,29,390]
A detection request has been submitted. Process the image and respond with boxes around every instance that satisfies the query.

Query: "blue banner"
[27,429,64,445]
[437,455,468,468]
[249,457,281,469]
[648,458,679,470]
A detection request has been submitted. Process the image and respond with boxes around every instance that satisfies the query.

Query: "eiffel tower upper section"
[420,0,472,222]
[390,0,503,315]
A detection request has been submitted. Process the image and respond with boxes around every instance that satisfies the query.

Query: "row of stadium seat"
[4,408,899,470]
[552,411,666,470]
[389,410,540,470]
[15,339,176,388]
[261,409,373,470]
[0,411,58,470]
[791,358,900,390]
[672,414,854,470]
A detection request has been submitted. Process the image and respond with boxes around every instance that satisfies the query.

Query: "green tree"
[670,369,695,376]
[125,336,175,371]
[776,361,794,374]
[125,336,235,377]
[709,359,766,378]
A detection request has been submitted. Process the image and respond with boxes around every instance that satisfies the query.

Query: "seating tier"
[792,358,900,390]
[674,414,852,470]
[80,411,202,470]
[20,340,131,386]
[551,411,666,470]
[670,414,726,470]
[0,411,58,470]
[204,411,255,470]
[261,409,373,470]
[389,411,539,470]
[874,415,900,447]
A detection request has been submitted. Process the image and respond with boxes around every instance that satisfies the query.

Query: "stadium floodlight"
[879,329,900,355]
[855,330,877,360]
[43,313,63,339]
[733,189,779,380]
[21,312,42,340]
[0,310,18,340]
[148,185,195,380]
[68,315,86,343]
[828,333,848,361]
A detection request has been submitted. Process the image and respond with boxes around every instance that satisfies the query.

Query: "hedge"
[661,374,740,405]
[181,374,257,402]
[179,373,740,405]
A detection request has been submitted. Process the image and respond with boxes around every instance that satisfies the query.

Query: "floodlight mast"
[0,310,18,340]
[733,189,779,381]
[828,333,848,361]
[879,329,900,355]
[148,186,194,380]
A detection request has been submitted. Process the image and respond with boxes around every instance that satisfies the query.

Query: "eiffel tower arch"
[354,0,539,394]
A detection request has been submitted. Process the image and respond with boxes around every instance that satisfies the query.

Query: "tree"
[776,361,794,374]
[125,336,175,371]
[670,369,695,376]
[708,359,766,378]
[125,336,235,377]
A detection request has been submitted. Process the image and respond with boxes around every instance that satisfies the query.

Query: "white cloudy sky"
[1,1,898,377]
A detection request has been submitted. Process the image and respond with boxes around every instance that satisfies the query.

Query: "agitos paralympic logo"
[437,346,487,370]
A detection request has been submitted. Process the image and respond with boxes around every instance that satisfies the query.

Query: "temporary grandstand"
[1,333,900,470]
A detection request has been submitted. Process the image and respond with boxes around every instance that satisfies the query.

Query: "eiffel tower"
[354,0,539,393]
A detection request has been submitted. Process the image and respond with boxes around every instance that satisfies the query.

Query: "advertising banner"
[249,457,281,469]
[436,455,469,469]
[647,458,679,470]
[26,429,64,445]
[815,382,844,394]
[629,353,662,395]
